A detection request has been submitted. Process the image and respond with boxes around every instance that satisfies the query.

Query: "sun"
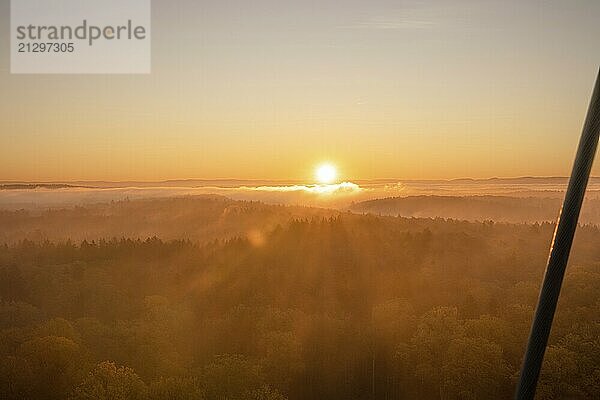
[315,163,338,184]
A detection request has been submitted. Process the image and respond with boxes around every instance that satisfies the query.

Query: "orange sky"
[1,0,599,182]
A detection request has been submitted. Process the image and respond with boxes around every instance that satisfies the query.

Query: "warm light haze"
[1,0,600,182]
[2,2,600,400]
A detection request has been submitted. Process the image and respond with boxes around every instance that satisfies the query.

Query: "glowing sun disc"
[316,164,337,184]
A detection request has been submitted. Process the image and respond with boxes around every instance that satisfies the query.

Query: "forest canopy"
[1,197,599,399]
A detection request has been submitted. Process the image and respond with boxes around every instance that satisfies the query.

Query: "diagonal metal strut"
[516,69,600,399]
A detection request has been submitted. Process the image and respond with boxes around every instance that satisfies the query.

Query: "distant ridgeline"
[0,184,84,190]
[350,195,600,225]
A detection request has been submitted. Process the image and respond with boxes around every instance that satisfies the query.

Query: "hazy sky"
[1,0,599,181]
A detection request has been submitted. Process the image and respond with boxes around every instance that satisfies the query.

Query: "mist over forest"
[3,0,600,397]
[4,177,600,211]
[350,195,600,224]
[1,193,599,400]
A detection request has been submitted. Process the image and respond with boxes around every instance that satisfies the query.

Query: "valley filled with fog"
[1,180,600,399]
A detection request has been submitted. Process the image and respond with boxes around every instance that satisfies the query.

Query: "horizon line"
[0,176,594,186]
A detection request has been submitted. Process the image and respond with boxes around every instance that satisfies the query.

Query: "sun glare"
[315,164,338,184]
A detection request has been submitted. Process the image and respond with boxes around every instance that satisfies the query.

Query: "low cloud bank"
[3,178,600,210]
